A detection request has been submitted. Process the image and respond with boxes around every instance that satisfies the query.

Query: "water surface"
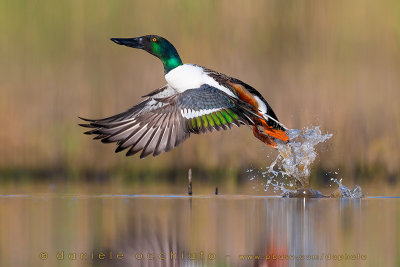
[1,194,399,267]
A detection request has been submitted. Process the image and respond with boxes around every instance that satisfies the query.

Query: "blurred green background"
[1,0,400,193]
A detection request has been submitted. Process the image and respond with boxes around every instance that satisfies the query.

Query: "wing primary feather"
[141,127,162,158]
[163,112,175,152]
[115,126,148,153]
[100,121,139,143]
[126,127,156,156]
[175,112,189,147]
[153,113,172,156]
[132,113,165,156]
[140,114,167,158]
[166,113,177,152]
[79,99,150,124]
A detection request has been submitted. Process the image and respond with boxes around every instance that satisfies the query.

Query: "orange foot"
[259,120,289,142]
[253,126,277,148]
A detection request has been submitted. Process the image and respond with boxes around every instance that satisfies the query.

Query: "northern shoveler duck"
[80,35,289,158]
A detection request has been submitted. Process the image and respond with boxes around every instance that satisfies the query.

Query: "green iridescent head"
[111,35,183,74]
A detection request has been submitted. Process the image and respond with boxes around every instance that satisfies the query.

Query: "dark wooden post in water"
[188,168,192,195]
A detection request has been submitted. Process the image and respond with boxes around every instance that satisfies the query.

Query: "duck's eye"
[152,38,157,42]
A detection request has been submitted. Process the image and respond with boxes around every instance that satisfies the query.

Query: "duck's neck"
[161,53,183,74]
[151,42,182,74]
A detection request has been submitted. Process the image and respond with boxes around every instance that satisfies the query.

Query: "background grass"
[1,0,399,190]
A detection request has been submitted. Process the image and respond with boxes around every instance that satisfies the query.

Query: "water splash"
[268,127,332,188]
[329,178,364,198]
[254,126,363,198]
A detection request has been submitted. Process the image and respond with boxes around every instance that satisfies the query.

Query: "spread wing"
[80,84,260,158]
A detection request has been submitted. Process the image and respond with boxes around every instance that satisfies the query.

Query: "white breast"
[165,64,236,98]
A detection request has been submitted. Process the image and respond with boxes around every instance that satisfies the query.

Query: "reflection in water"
[0,195,398,266]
